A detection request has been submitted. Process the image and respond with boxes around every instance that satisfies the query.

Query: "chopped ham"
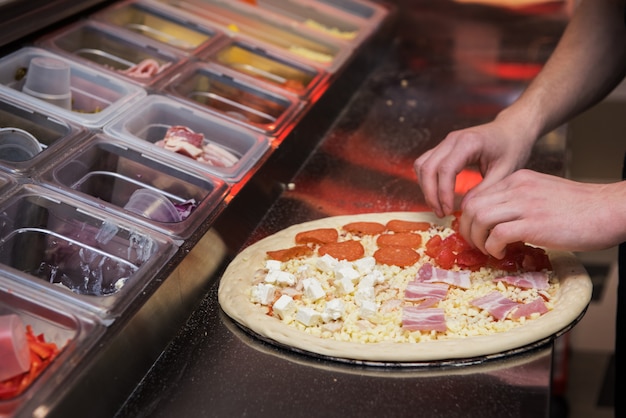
[380,298,402,313]
[164,125,204,148]
[404,281,449,301]
[322,322,343,333]
[510,298,548,319]
[471,291,520,321]
[198,142,240,167]
[401,306,447,332]
[280,287,302,298]
[119,59,170,78]
[417,263,471,289]
[155,126,240,168]
[495,271,550,290]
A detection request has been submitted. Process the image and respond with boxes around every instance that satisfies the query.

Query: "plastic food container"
[200,38,327,99]
[311,0,389,23]
[0,172,16,196]
[0,276,104,417]
[0,47,146,129]
[161,62,301,136]
[225,0,370,46]
[0,184,178,320]
[20,56,72,110]
[0,95,86,175]
[92,0,223,55]
[151,0,351,72]
[0,128,42,163]
[105,95,270,181]
[37,20,185,88]
[38,133,230,238]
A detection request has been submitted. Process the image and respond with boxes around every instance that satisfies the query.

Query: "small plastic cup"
[0,127,43,162]
[124,188,181,223]
[0,314,31,382]
[22,57,72,110]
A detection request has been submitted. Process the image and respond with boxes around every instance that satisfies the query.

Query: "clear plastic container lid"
[0,47,146,129]
[223,0,372,46]
[37,20,187,87]
[37,132,230,238]
[151,0,352,73]
[200,38,328,99]
[0,275,104,417]
[160,62,302,136]
[0,184,178,320]
[92,0,224,55]
[0,95,87,176]
[311,0,389,23]
[105,94,271,182]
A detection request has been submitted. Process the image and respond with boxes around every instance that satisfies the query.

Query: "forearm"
[497,0,626,142]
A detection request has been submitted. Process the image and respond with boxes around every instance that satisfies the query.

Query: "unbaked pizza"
[218,212,592,362]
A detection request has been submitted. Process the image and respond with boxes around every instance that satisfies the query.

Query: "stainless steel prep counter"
[111,2,571,418]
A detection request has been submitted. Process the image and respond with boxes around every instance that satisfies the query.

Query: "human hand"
[414,119,533,218]
[460,169,626,258]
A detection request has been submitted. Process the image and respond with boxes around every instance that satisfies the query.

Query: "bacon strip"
[415,297,441,309]
[510,297,548,319]
[404,281,449,301]
[471,291,520,321]
[401,307,447,332]
[495,271,550,290]
[417,263,471,289]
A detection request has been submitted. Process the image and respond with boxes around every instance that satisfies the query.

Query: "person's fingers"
[416,137,479,216]
[414,150,445,216]
[485,219,528,259]
[460,180,520,254]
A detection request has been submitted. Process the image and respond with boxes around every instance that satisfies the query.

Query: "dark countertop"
[115,2,571,417]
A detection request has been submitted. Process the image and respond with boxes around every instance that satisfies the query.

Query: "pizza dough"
[218,212,592,362]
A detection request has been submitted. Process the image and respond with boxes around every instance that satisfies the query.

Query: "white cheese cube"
[316,254,338,272]
[265,270,296,286]
[302,278,325,301]
[354,286,375,305]
[296,307,322,326]
[322,299,345,322]
[335,277,355,295]
[273,295,296,319]
[353,256,376,274]
[357,275,376,289]
[359,300,378,319]
[335,266,360,282]
[265,259,282,271]
[251,283,277,305]
[367,269,385,284]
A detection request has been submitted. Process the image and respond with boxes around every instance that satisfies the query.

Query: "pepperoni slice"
[342,221,386,236]
[376,232,422,248]
[267,245,314,262]
[318,240,364,261]
[386,219,432,233]
[295,228,339,245]
[374,246,420,267]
